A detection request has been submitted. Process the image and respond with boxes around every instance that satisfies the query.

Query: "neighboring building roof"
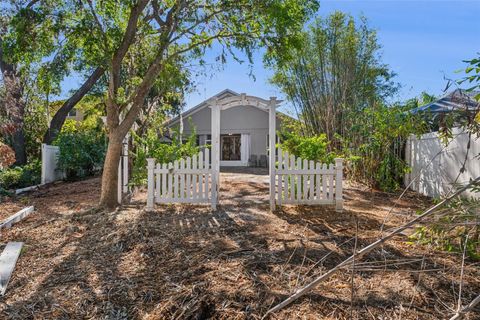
[165,89,290,127]
[411,89,479,114]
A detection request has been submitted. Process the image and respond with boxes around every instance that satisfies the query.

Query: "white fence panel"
[274,147,343,211]
[146,150,216,209]
[41,143,64,184]
[405,127,480,199]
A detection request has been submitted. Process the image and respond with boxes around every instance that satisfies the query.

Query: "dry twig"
[262,176,480,318]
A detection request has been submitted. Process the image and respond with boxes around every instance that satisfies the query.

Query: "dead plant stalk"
[262,176,480,318]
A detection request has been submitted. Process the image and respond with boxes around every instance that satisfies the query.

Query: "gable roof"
[165,89,290,127]
[165,89,239,127]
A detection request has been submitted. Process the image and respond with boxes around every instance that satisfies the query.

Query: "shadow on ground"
[0,174,478,319]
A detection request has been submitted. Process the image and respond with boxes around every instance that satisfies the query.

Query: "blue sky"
[60,0,480,113]
[183,0,480,113]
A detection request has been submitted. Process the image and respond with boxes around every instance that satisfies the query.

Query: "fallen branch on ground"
[262,176,480,318]
[449,294,480,320]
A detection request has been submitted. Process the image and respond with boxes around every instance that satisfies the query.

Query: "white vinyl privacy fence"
[146,150,216,210]
[41,143,64,184]
[41,141,129,204]
[273,148,343,211]
[405,127,480,199]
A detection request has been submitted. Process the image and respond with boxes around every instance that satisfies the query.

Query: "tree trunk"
[99,131,123,209]
[0,43,27,165]
[9,80,27,165]
[43,67,105,144]
[11,124,27,165]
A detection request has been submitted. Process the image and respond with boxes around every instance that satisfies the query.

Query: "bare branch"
[262,176,480,318]
[450,294,480,320]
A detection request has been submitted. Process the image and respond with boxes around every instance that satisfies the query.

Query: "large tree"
[270,12,397,147]
[0,0,60,164]
[1,1,108,151]
[67,0,318,209]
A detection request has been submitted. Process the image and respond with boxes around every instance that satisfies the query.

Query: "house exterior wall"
[172,105,282,158]
[66,109,85,122]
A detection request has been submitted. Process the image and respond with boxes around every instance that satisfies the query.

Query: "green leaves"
[54,127,107,180]
[130,121,200,186]
[279,131,337,164]
[0,159,41,190]
[268,12,425,191]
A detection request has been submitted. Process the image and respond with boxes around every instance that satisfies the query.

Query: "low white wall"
[404,127,480,199]
[41,144,65,184]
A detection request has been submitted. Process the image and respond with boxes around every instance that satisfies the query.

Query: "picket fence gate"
[273,147,343,212]
[146,150,217,210]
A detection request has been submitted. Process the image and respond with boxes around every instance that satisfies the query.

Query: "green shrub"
[278,131,337,164]
[0,160,41,190]
[336,104,425,192]
[131,126,200,186]
[54,128,107,180]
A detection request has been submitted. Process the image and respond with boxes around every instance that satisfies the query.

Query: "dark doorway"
[221,134,241,161]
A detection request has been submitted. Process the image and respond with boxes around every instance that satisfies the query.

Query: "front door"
[221,134,242,166]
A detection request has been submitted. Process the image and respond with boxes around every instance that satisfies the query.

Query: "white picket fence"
[274,148,343,211]
[146,150,216,210]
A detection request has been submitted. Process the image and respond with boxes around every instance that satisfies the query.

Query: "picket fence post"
[117,156,122,204]
[122,139,129,193]
[269,98,277,211]
[335,158,344,212]
[210,100,220,211]
[146,158,155,210]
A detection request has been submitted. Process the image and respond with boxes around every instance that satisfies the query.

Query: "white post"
[210,101,220,210]
[335,158,344,212]
[117,156,122,204]
[122,137,129,194]
[41,143,46,184]
[269,97,277,211]
[146,158,155,210]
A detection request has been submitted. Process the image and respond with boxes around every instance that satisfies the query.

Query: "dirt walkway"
[0,173,479,319]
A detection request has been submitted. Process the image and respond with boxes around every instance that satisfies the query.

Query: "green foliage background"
[53,100,107,180]
[272,12,426,192]
[130,122,200,187]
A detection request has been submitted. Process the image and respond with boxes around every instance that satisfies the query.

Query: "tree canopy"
[270,12,397,143]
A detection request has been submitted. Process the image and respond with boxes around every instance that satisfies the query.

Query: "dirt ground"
[0,169,479,319]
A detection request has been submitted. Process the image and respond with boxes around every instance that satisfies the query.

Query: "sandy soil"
[0,170,478,319]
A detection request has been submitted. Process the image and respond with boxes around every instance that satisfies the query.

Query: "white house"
[166,89,289,167]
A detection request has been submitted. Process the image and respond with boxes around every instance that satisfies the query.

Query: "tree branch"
[110,0,150,96]
[107,0,150,130]
[84,0,109,49]
[43,67,105,144]
[262,176,480,318]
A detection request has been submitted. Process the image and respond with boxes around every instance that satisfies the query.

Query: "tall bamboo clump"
[270,12,423,191]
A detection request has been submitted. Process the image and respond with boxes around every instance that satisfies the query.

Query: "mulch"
[0,174,478,319]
